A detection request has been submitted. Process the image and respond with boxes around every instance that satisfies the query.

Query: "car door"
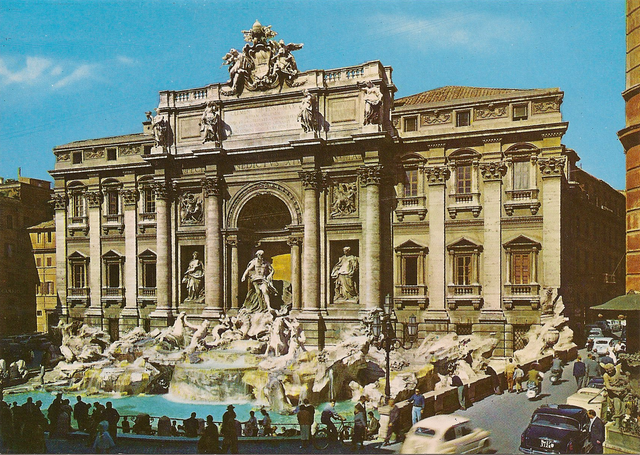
[454,423,478,453]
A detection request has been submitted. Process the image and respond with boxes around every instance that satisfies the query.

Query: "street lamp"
[367,294,420,404]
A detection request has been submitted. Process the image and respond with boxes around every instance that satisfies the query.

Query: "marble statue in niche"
[241,250,277,312]
[331,246,359,302]
[182,251,204,302]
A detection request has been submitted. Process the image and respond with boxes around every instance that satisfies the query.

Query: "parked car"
[400,415,491,454]
[520,404,592,454]
[592,337,614,356]
[566,388,606,418]
[587,377,604,389]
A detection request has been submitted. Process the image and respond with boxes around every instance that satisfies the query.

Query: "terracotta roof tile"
[395,86,533,106]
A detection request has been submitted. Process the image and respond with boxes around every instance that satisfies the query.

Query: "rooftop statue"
[146,109,168,149]
[362,81,383,126]
[222,20,304,96]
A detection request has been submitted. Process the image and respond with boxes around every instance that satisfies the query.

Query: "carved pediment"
[447,237,483,252]
[503,235,541,250]
[395,240,428,253]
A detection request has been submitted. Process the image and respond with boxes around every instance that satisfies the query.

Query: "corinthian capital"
[151,182,171,201]
[85,190,103,208]
[50,193,68,211]
[479,162,507,181]
[357,165,383,187]
[537,157,566,176]
[424,166,451,185]
[202,177,223,197]
[299,170,323,190]
[120,189,139,206]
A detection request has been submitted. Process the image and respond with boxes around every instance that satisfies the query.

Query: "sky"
[0,0,627,189]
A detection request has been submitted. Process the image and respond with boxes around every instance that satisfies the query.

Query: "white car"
[566,387,606,418]
[592,337,614,356]
[400,415,491,454]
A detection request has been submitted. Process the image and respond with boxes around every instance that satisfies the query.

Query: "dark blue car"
[520,405,592,454]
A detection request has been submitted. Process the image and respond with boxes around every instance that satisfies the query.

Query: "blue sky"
[0,0,626,189]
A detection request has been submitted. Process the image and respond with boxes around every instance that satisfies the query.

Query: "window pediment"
[505,143,538,158]
[503,235,541,250]
[102,249,124,260]
[447,148,481,163]
[395,240,428,253]
[68,251,88,260]
[139,249,157,259]
[447,237,482,252]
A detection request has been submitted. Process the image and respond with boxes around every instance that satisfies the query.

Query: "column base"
[149,308,173,330]
[119,310,139,334]
[478,309,506,323]
[200,307,225,319]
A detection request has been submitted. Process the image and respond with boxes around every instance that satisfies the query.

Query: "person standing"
[573,356,587,389]
[74,396,90,432]
[259,409,273,436]
[93,420,115,454]
[451,374,466,410]
[588,409,605,453]
[513,364,525,393]
[485,364,502,394]
[383,400,400,446]
[408,388,425,424]
[184,412,199,438]
[296,400,313,448]
[221,405,238,454]
[244,410,258,437]
[103,402,119,441]
[585,354,599,385]
[353,404,366,450]
[505,358,516,392]
[197,415,219,454]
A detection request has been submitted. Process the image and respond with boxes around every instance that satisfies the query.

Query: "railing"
[397,196,425,208]
[175,88,208,103]
[139,212,156,222]
[504,283,540,296]
[139,287,157,297]
[324,65,365,82]
[104,213,123,224]
[449,192,479,204]
[448,284,482,296]
[68,287,90,297]
[69,216,88,225]
[506,188,539,201]
[102,287,125,297]
[395,284,428,296]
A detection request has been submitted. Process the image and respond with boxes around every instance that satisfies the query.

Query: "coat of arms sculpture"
[222,20,304,96]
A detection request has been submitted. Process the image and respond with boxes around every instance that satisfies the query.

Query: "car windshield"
[595,340,608,345]
[414,427,436,437]
[531,413,579,431]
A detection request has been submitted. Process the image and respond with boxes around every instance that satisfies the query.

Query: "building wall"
[29,225,58,333]
[0,176,53,336]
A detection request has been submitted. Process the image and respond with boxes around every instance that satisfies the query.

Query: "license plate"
[540,439,555,449]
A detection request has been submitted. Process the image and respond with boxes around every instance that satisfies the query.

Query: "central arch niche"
[236,194,293,310]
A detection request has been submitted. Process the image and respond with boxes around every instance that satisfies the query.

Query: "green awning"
[591,292,640,312]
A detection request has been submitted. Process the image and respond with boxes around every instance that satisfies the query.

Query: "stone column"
[227,236,239,310]
[202,177,224,318]
[299,170,322,311]
[425,166,451,313]
[538,157,565,289]
[358,165,383,309]
[288,236,302,311]
[85,190,103,326]
[120,188,139,331]
[479,162,506,311]
[150,182,172,326]
[52,192,68,320]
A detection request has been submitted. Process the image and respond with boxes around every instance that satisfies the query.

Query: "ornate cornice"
[482,137,502,144]
[357,165,383,187]
[537,157,566,176]
[51,193,68,211]
[424,166,451,185]
[120,189,139,206]
[202,177,223,198]
[541,131,564,139]
[299,170,324,190]
[85,190,103,208]
[479,162,507,181]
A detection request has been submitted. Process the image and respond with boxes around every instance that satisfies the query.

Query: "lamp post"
[368,294,419,403]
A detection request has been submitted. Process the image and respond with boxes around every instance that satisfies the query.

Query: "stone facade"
[49,24,625,353]
[28,220,59,333]
[0,173,53,336]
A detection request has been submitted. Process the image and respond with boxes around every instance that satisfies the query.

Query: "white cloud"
[0,56,53,84]
[52,64,97,89]
[370,12,531,51]
[117,55,135,66]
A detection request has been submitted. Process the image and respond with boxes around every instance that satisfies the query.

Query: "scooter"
[526,381,540,400]
[550,367,563,385]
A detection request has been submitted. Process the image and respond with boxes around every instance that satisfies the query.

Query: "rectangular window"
[47,232,52,243]
[143,262,157,288]
[107,148,117,161]
[107,263,120,288]
[513,104,528,121]
[72,263,86,288]
[404,117,418,132]
[455,255,472,285]
[513,161,530,190]
[107,192,119,215]
[404,256,418,286]
[457,165,472,194]
[72,194,84,218]
[46,257,52,267]
[456,111,471,127]
[404,170,418,197]
[512,253,531,284]
[144,189,155,213]
[36,257,42,267]
[37,233,41,243]
[48,281,55,294]
[72,152,83,164]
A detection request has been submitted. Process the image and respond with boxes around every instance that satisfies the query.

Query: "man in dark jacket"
[573,356,586,389]
[221,405,238,454]
[103,402,120,440]
[588,409,605,453]
[184,412,199,438]
[585,354,600,384]
[74,396,90,432]
[383,400,401,446]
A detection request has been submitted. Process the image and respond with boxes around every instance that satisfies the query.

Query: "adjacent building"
[0,173,53,336]
[49,22,625,353]
[28,220,59,333]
